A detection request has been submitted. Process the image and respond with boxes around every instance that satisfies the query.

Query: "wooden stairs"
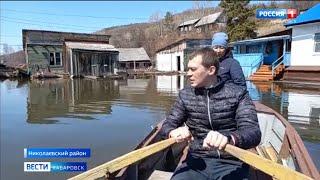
[249,64,285,81]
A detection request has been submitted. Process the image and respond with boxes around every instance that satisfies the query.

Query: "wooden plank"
[278,134,290,160]
[272,117,286,141]
[225,144,313,180]
[264,146,279,163]
[69,138,177,180]
[269,132,283,153]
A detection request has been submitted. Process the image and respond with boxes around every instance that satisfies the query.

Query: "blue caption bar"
[51,162,87,172]
[24,148,90,158]
[256,9,287,19]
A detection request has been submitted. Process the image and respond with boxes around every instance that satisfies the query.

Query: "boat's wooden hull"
[110,102,319,180]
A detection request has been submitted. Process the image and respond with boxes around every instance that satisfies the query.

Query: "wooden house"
[22,29,119,77]
[177,18,200,33]
[118,48,151,71]
[194,12,226,33]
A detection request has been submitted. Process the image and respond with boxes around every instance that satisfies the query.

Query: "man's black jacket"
[161,81,261,159]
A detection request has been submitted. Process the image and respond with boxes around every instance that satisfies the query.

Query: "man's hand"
[169,126,191,143]
[203,131,228,150]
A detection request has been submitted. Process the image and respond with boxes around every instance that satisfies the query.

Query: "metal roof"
[178,18,200,27]
[118,48,150,62]
[65,42,118,52]
[230,35,291,45]
[194,12,222,27]
[285,4,320,27]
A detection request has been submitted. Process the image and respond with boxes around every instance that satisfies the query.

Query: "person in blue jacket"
[212,32,246,87]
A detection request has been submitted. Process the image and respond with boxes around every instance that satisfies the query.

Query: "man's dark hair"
[189,47,219,74]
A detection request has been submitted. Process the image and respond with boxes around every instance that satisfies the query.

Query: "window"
[314,33,320,52]
[55,52,61,65]
[285,39,291,52]
[49,52,62,66]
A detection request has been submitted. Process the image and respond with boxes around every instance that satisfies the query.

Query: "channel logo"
[256,9,298,19]
[24,162,87,172]
[24,162,51,172]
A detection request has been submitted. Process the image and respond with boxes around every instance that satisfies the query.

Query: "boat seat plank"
[272,117,286,141]
[264,146,279,163]
[269,132,282,153]
[148,170,173,180]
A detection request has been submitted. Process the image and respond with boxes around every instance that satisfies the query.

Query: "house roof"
[178,18,200,27]
[65,42,118,52]
[156,38,211,53]
[194,12,222,27]
[285,3,320,27]
[230,35,291,45]
[118,48,150,62]
[22,29,111,37]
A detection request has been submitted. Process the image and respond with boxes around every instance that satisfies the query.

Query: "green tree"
[220,0,257,42]
[164,11,174,32]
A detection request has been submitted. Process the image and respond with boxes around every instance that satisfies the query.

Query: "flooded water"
[1,76,319,179]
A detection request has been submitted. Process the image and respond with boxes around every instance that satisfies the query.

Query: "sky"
[0,1,221,53]
[0,1,275,53]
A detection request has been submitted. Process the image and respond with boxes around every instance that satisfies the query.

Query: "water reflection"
[1,76,320,180]
[156,75,185,95]
[26,77,178,124]
[248,81,320,142]
[25,77,320,134]
[27,79,120,123]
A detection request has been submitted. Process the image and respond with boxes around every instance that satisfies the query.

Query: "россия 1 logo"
[256,9,298,19]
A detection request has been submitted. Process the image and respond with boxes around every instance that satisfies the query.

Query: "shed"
[118,48,151,71]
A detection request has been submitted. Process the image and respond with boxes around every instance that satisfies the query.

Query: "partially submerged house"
[118,48,151,71]
[230,30,292,81]
[156,38,211,72]
[231,3,320,82]
[22,29,119,77]
[194,12,226,33]
[283,3,320,82]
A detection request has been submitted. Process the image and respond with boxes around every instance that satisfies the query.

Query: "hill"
[96,1,318,64]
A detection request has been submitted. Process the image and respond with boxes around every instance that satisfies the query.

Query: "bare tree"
[149,11,163,36]
[149,11,162,23]
[2,43,15,55]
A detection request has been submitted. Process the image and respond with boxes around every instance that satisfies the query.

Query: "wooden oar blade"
[69,138,176,180]
[225,144,314,180]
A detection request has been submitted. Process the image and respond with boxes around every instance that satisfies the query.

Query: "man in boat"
[161,47,261,180]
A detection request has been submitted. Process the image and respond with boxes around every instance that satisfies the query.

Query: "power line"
[1,16,104,30]
[0,43,22,46]
[1,8,149,20]
[1,18,97,32]
[0,35,22,37]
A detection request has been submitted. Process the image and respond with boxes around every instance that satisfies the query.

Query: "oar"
[225,144,314,180]
[69,138,177,180]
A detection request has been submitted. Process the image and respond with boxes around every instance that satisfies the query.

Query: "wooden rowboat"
[80,102,320,180]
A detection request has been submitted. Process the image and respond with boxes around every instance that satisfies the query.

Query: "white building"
[283,4,320,81]
[156,38,211,72]
[287,23,320,66]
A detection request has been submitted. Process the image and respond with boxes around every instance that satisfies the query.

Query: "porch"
[65,42,119,77]
[231,35,291,81]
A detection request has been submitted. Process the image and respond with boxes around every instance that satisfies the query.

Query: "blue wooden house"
[230,33,291,81]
